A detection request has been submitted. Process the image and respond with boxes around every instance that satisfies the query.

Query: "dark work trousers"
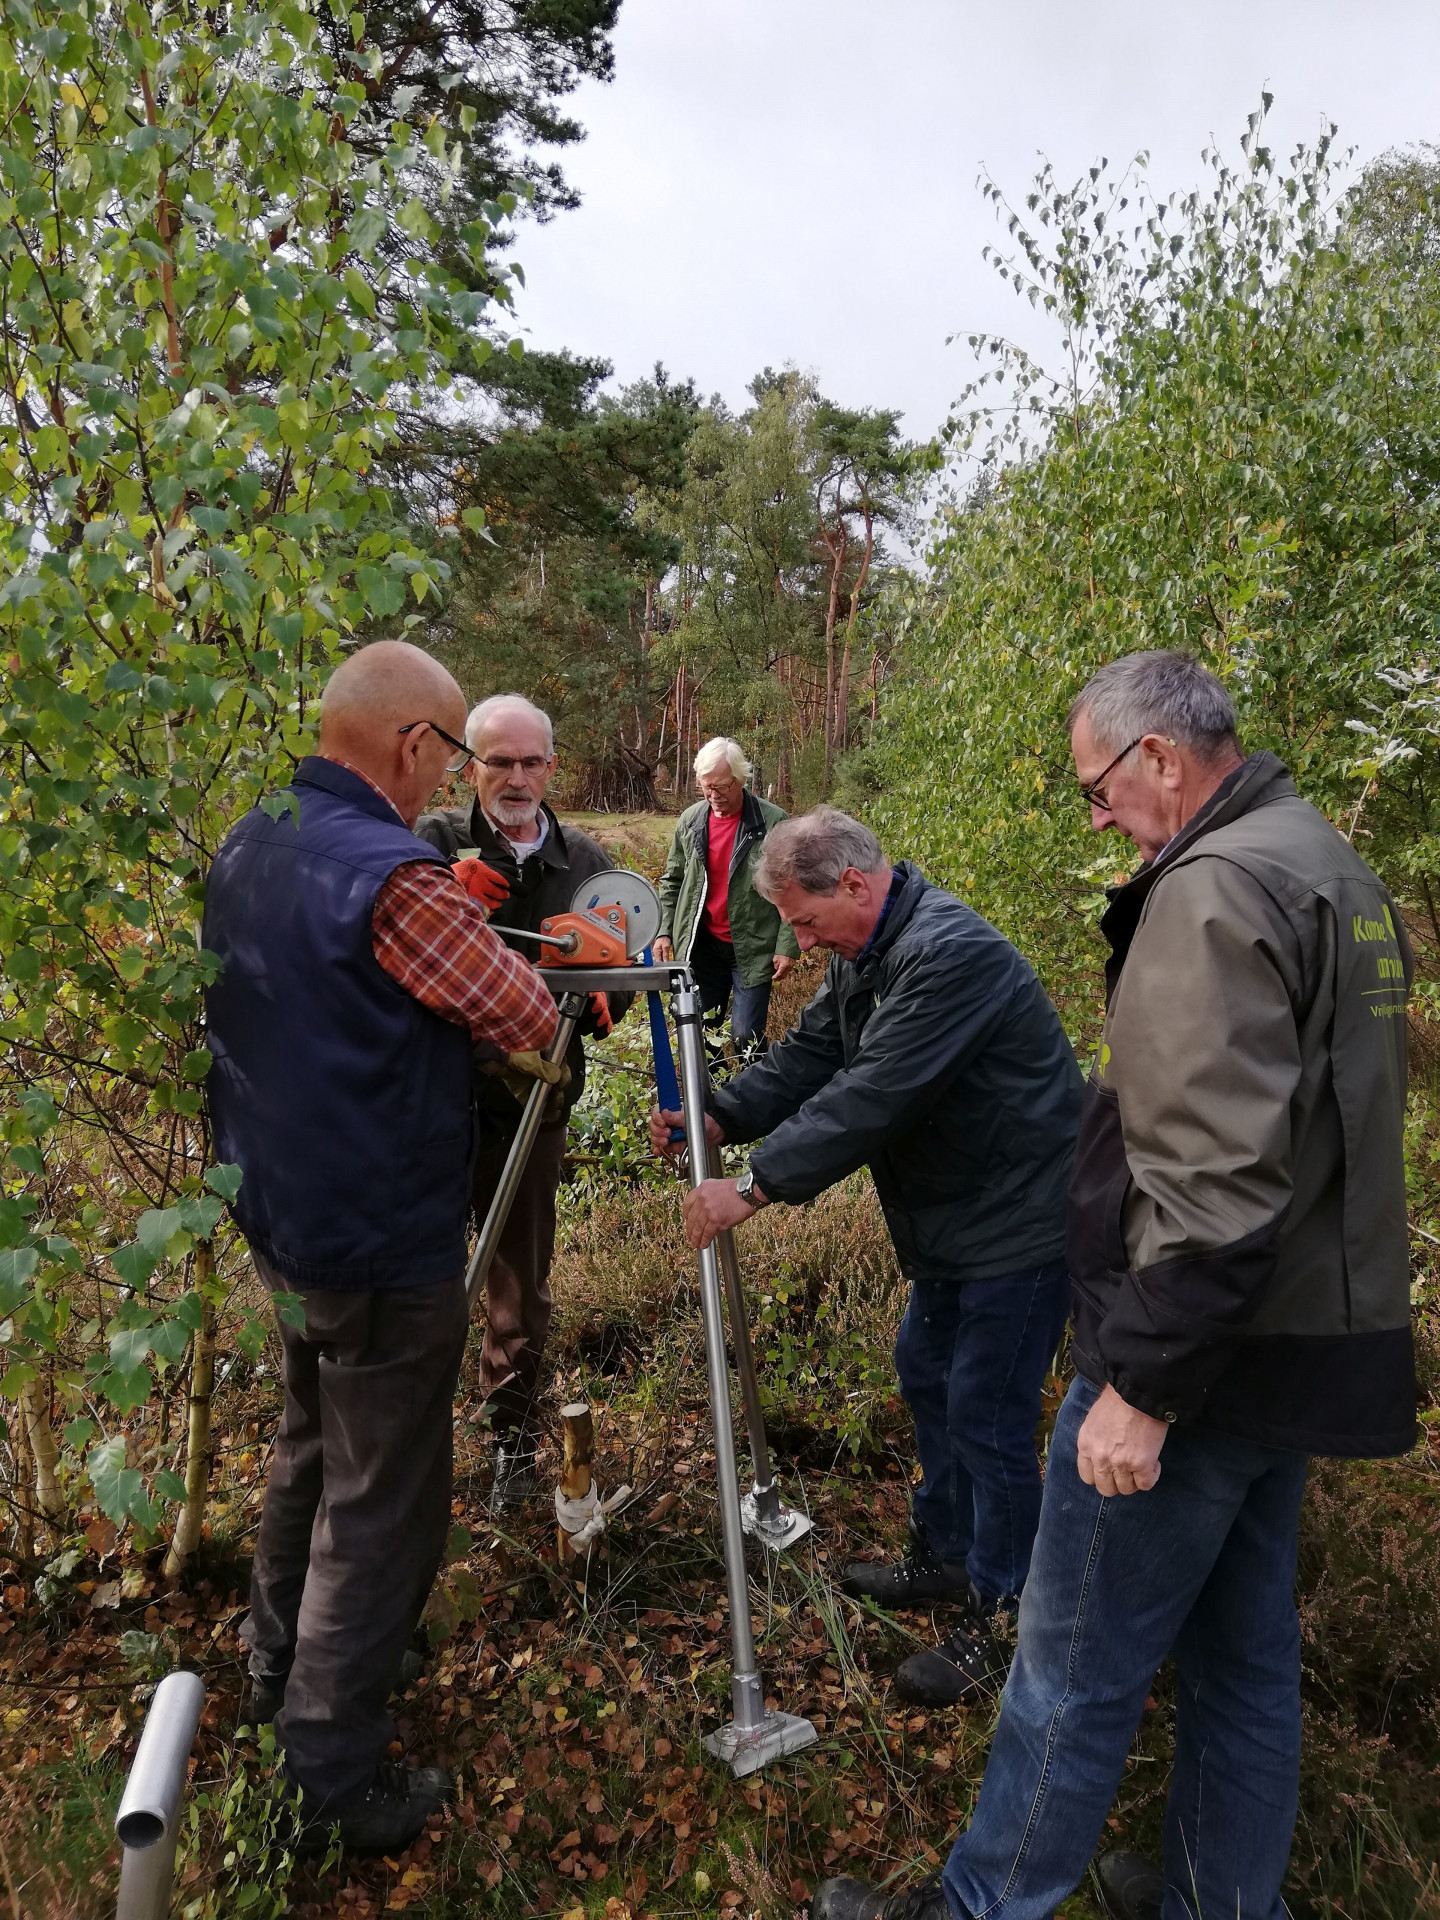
[894,1260,1071,1605]
[689,923,773,1048]
[241,1255,468,1809]
[472,1111,568,1435]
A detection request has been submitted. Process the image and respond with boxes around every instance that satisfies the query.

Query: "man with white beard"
[416,694,631,1505]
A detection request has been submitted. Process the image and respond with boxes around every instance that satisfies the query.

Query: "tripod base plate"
[704,1710,819,1777]
[740,1491,814,1552]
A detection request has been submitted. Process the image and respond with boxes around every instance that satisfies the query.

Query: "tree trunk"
[163,1252,217,1577]
[12,1398,33,1564]
[22,1375,62,1531]
[819,518,848,789]
[837,505,875,756]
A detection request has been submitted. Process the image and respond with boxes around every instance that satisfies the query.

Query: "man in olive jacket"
[651,807,1083,1708]
[815,653,1418,1920]
[417,694,632,1507]
[654,736,799,1052]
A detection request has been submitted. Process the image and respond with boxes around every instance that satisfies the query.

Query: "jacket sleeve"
[657,818,687,940]
[1098,855,1306,1421]
[726,936,1022,1206]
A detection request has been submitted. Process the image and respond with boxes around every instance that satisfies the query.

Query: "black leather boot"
[840,1518,972,1608]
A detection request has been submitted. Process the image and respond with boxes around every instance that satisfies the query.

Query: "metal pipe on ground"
[115,1668,206,1920]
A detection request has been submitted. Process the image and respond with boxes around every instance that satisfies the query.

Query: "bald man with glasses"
[205,643,558,1854]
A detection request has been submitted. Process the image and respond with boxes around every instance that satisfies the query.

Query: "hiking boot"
[489,1433,538,1512]
[1096,1852,1164,1920]
[840,1520,971,1609]
[813,1874,951,1920]
[292,1761,454,1857]
[893,1587,1013,1707]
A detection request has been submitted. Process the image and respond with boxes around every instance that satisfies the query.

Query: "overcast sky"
[507,0,1440,444]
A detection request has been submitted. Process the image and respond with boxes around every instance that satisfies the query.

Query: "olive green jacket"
[658,792,800,987]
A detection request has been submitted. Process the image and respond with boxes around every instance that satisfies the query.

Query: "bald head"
[318,641,468,828]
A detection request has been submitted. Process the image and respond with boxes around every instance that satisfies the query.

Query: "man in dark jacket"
[816,653,1418,1920]
[416,693,632,1507]
[654,737,799,1053]
[205,644,557,1853]
[650,806,1083,1706]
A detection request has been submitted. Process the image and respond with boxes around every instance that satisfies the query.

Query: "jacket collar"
[1098,750,1295,998]
[466,797,569,872]
[293,755,409,828]
[853,862,927,976]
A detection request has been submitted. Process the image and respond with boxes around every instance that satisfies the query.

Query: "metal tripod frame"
[469,961,817,1776]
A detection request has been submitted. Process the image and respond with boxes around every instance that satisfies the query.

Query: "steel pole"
[671,983,764,1730]
[115,1669,205,1920]
[465,994,585,1306]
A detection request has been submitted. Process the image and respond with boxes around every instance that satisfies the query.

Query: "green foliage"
[429,354,702,805]
[0,0,505,1535]
[872,108,1440,1024]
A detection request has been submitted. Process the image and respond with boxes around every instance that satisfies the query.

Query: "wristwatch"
[735,1167,768,1207]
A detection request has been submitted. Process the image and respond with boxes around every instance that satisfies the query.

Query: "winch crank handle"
[643,948,685,1146]
[495,925,580,956]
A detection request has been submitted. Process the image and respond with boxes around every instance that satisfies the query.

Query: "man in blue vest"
[205,641,558,1854]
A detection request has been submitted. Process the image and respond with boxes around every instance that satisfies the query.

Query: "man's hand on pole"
[1075,1383,1169,1496]
[772,954,794,981]
[648,1103,724,1161]
[682,1178,762,1250]
[452,856,510,914]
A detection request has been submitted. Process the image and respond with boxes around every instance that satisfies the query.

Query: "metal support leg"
[672,984,817,1777]
[465,993,586,1306]
[716,1228,813,1552]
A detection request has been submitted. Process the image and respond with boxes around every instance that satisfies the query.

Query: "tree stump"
[557,1401,594,1566]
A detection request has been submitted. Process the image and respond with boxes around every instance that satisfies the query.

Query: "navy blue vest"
[203,757,474,1290]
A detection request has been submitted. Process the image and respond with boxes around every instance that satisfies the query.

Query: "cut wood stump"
[557,1401,594,1566]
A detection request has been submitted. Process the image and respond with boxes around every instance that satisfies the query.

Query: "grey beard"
[489,796,541,831]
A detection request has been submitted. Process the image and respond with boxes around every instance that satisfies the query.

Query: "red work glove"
[588,992,613,1037]
[452,856,509,914]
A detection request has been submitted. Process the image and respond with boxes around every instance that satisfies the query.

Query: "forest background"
[0,0,1438,1915]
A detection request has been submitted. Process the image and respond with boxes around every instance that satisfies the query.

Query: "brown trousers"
[473,1113,568,1434]
[241,1256,468,1807]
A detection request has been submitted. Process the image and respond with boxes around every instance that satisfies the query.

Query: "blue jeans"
[894,1261,1070,1603]
[943,1375,1309,1920]
[690,925,772,1047]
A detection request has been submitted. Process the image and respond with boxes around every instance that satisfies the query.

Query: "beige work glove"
[479,1049,572,1118]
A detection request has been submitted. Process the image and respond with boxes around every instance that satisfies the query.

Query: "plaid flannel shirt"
[332,759,557,1052]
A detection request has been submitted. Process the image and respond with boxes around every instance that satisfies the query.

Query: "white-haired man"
[416,694,632,1505]
[654,737,798,1054]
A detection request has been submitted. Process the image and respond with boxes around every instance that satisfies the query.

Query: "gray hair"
[1068,652,1238,762]
[694,736,751,783]
[465,693,554,757]
[754,805,886,901]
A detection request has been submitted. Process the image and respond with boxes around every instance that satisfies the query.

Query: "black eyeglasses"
[398,721,475,776]
[476,754,551,777]
[1078,737,1143,809]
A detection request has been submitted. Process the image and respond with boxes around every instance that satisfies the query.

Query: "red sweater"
[703,808,740,940]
